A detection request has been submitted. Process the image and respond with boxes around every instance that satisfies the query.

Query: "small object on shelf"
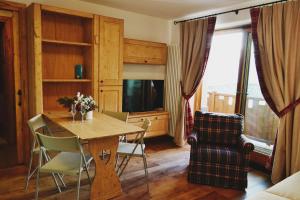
[75,64,83,79]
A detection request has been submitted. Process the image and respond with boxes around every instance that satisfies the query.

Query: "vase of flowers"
[86,110,93,120]
[57,92,97,121]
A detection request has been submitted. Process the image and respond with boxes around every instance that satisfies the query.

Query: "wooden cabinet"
[98,16,124,112]
[98,86,122,112]
[127,111,169,139]
[27,4,124,115]
[99,16,123,86]
[124,38,167,65]
[27,4,96,114]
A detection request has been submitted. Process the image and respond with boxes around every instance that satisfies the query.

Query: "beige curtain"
[174,17,216,146]
[251,1,300,183]
[165,45,182,137]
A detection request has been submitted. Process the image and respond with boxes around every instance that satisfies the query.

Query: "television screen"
[122,80,164,112]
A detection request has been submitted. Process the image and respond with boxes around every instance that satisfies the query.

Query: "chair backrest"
[27,114,51,136]
[193,111,243,145]
[132,118,151,143]
[141,118,151,132]
[102,111,129,122]
[36,133,81,152]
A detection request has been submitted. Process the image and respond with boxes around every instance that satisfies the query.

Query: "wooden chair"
[102,111,129,142]
[35,133,93,200]
[116,118,151,189]
[25,114,65,191]
[102,110,129,122]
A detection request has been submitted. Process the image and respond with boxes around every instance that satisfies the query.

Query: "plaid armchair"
[187,111,254,190]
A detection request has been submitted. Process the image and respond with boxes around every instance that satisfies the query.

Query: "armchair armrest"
[238,134,254,154]
[187,131,198,145]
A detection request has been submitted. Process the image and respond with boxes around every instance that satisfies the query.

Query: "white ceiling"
[80,0,265,19]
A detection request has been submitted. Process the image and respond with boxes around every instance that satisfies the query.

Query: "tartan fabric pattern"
[193,111,243,145]
[185,99,194,137]
[188,162,248,190]
[192,145,244,166]
[188,111,253,190]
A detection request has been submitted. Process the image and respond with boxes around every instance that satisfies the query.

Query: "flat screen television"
[122,80,164,112]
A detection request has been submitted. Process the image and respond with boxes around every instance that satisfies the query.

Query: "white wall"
[124,64,165,80]
[11,0,171,44]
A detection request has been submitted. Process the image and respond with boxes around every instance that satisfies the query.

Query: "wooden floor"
[0,143,18,168]
[0,136,271,200]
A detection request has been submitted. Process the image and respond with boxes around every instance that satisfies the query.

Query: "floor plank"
[0,136,271,200]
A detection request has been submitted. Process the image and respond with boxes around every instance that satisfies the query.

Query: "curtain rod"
[174,0,287,25]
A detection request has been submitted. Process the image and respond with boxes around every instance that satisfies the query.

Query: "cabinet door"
[127,113,169,140]
[99,16,123,86]
[98,86,122,112]
[124,38,167,65]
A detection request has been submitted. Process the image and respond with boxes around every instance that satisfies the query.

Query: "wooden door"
[99,86,122,112]
[99,16,123,86]
[0,10,23,165]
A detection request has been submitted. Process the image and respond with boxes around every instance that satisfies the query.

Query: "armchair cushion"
[191,145,244,165]
[193,111,244,145]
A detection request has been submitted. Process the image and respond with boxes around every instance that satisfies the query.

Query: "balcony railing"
[207,92,278,145]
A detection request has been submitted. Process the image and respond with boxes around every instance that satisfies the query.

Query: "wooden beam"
[41,4,93,18]
[27,3,43,116]
[0,0,26,11]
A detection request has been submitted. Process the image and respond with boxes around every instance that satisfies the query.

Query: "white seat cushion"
[247,191,290,200]
[247,171,300,200]
[266,171,300,199]
[40,152,92,175]
[117,142,145,156]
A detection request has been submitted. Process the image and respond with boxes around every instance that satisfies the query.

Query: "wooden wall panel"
[42,44,85,79]
[43,83,91,111]
[41,11,92,43]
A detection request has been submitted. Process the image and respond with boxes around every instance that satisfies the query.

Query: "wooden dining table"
[44,111,144,200]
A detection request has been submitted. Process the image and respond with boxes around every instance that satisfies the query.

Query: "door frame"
[0,1,28,169]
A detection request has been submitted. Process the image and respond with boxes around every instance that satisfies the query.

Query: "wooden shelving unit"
[42,39,92,47]
[43,79,92,83]
[27,4,96,113]
[27,4,124,116]
[41,9,94,111]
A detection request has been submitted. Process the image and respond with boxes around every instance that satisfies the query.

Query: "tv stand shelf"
[127,111,169,139]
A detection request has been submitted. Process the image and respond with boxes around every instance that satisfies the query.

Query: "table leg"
[88,136,122,200]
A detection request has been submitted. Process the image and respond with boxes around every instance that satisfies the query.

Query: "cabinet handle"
[100,90,103,92]
[100,80,103,83]
[155,117,158,120]
[141,118,144,121]
[144,60,148,63]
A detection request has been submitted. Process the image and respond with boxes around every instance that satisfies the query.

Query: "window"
[244,43,279,155]
[199,28,279,156]
[201,31,243,114]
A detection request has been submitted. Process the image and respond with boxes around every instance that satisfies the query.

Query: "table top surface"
[44,111,144,140]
